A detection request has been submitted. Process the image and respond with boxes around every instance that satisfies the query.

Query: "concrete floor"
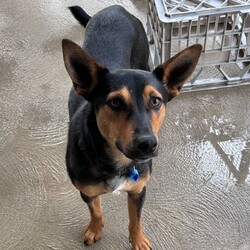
[1,0,250,249]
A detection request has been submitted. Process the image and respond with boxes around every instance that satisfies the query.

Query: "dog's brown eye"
[151,97,162,109]
[107,98,123,111]
[110,99,120,107]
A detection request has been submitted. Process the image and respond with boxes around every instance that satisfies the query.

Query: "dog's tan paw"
[83,219,103,245]
[130,233,152,250]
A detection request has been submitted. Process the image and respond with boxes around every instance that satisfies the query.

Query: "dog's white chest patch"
[107,175,136,195]
[112,179,131,195]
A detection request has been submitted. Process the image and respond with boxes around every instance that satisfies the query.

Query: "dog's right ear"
[62,39,105,96]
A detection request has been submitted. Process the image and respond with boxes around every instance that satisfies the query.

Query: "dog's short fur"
[62,5,202,249]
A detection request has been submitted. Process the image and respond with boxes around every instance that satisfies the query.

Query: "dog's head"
[62,39,202,163]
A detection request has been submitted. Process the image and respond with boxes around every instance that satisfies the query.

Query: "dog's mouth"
[115,141,158,162]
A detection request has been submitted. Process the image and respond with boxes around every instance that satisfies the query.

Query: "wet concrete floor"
[1,0,250,249]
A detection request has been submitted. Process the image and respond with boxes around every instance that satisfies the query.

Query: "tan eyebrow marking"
[143,85,163,105]
[106,86,132,106]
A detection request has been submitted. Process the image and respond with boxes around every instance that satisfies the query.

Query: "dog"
[62,5,202,250]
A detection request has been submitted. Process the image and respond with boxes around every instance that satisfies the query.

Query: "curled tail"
[68,6,91,27]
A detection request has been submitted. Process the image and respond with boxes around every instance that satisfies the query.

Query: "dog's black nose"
[137,135,158,155]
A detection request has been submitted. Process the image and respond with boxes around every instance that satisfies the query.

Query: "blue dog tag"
[129,167,139,182]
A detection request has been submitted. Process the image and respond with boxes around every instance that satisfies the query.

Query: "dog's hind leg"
[127,187,152,250]
[80,193,104,245]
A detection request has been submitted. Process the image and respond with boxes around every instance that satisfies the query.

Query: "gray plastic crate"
[147,0,250,91]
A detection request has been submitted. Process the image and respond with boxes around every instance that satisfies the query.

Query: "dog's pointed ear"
[62,39,106,96]
[153,44,202,100]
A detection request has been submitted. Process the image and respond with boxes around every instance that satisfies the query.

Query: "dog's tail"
[68,6,91,28]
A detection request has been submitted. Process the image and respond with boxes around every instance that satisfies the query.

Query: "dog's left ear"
[62,39,105,97]
[153,44,202,100]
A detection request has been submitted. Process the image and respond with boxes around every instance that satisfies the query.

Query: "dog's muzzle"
[116,135,158,162]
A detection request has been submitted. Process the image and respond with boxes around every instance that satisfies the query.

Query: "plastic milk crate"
[147,0,250,91]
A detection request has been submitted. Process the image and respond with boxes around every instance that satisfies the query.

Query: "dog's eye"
[151,97,162,109]
[107,98,123,111]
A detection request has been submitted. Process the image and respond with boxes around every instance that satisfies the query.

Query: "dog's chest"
[107,176,133,194]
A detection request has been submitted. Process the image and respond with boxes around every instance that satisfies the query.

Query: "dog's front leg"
[128,187,151,250]
[80,192,104,245]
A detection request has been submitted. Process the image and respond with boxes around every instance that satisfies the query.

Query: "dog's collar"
[126,160,150,182]
[129,166,139,182]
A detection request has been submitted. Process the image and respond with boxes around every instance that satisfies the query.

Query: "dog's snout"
[137,135,157,155]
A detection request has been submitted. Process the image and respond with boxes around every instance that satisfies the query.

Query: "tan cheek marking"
[151,105,166,134]
[96,106,116,142]
[96,86,135,150]
[96,106,134,148]
[118,117,134,147]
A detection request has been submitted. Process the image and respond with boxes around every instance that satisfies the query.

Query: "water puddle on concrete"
[197,112,250,186]
[192,134,250,187]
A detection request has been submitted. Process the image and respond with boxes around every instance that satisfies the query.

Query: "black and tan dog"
[62,5,201,250]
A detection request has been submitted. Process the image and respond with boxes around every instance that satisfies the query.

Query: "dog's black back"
[83,5,149,70]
